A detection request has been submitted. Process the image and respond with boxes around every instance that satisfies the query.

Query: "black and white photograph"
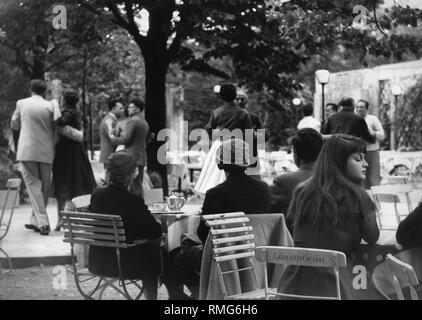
[1,0,422,304]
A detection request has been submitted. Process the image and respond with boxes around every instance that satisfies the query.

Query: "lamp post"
[315,70,330,123]
[292,98,302,126]
[391,85,402,150]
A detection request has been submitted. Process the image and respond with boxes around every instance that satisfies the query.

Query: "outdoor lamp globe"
[292,98,301,106]
[315,69,330,84]
[392,85,402,96]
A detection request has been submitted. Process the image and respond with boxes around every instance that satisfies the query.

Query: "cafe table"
[152,204,202,252]
[199,213,293,300]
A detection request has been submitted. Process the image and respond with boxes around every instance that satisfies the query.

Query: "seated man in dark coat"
[197,138,271,243]
[270,128,323,216]
[396,201,422,249]
[88,150,162,300]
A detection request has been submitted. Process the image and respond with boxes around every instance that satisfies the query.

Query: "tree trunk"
[144,56,169,195]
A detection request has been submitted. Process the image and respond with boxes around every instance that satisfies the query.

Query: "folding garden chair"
[0,178,22,273]
[203,212,268,299]
[371,184,413,229]
[385,254,420,300]
[255,246,347,300]
[62,210,154,300]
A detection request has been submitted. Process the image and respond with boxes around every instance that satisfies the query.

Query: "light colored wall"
[314,59,422,121]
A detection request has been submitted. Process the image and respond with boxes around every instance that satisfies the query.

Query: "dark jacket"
[197,172,271,243]
[248,111,261,131]
[320,108,376,144]
[269,163,314,214]
[117,114,149,165]
[396,201,422,249]
[206,104,252,138]
[88,185,162,279]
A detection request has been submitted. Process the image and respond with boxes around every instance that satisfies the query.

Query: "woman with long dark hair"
[280,134,379,299]
[53,90,96,231]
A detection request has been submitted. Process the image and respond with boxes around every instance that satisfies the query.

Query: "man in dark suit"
[270,128,323,214]
[115,98,149,197]
[99,99,124,164]
[197,138,271,243]
[320,97,376,144]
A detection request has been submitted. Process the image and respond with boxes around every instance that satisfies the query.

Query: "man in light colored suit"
[99,99,125,163]
[10,79,61,235]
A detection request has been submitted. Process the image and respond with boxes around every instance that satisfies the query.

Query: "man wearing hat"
[88,150,162,299]
[196,138,271,243]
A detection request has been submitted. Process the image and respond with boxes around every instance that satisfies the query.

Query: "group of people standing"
[10,79,153,235]
[99,98,151,197]
[297,96,385,189]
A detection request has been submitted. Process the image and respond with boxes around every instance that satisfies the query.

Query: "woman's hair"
[63,90,79,108]
[288,134,375,230]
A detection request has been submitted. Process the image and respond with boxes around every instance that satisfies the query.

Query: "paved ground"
[0,265,171,300]
[1,199,71,268]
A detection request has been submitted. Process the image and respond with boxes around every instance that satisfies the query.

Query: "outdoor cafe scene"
[1,0,422,301]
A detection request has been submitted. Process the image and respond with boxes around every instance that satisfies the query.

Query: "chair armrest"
[129,235,165,247]
[129,239,151,247]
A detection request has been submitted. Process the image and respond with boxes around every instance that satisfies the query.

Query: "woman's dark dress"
[53,108,96,202]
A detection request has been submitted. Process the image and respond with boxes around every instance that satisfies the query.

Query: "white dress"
[193,140,226,195]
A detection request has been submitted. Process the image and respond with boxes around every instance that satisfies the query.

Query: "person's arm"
[371,116,385,142]
[114,119,136,146]
[320,118,330,134]
[134,198,163,240]
[197,189,221,244]
[243,111,253,130]
[10,102,21,131]
[360,210,380,245]
[396,202,422,248]
[358,117,376,144]
[269,177,289,214]
[205,113,215,138]
[57,126,83,142]
[55,110,73,127]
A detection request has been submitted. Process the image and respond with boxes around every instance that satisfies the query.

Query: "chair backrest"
[371,184,413,227]
[385,254,420,300]
[71,194,91,210]
[203,212,259,299]
[62,211,127,249]
[0,178,22,239]
[384,176,409,185]
[144,188,164,206]
[255,246,347,300]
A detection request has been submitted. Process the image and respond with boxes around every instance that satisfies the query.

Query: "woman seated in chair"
[281,134,380,299]
[88,151,162,300]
